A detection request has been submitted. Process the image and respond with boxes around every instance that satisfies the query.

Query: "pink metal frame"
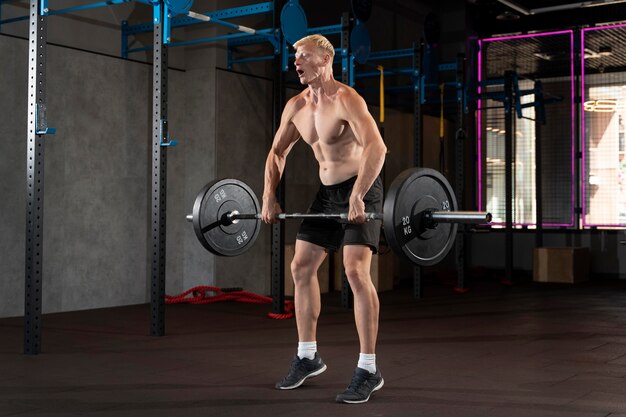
[581,23,626,227]
[477,30,575,227]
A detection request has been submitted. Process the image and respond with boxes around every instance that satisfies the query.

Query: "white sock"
[358,353,376,373]
[297,341,317,360]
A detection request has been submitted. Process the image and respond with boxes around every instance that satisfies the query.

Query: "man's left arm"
[342,90,388,223]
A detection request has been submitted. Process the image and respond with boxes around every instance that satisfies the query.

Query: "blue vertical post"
[227,45,233,70]
[281,36,288,71]
[349,55,355,87]
[150,2,168,337]
[24,0,48,355]
[340,12,350,86]
[121,20,128,59]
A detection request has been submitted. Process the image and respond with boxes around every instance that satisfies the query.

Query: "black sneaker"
[275,353,327,390]
[335,367,384,404]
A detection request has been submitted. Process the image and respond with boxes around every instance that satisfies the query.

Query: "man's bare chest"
[292,104,348,144]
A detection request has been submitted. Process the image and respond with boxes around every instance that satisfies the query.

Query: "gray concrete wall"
[213,69,273,295]
[0,35,28,319]
[175,6,221,293]
[0,35,187,317]
[178,67,218,291]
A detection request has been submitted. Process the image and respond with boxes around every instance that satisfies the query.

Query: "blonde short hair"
[293,34,335,60]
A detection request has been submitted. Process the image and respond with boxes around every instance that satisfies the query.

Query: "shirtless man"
[262,34,387,404]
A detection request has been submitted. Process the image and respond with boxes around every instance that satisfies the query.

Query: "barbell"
[186,168,491,266]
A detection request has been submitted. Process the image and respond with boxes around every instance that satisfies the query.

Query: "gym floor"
[1,278,626,417]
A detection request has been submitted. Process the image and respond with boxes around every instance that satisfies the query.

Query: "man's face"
[294,43,328,85]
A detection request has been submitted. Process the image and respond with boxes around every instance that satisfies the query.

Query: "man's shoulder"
[287,90,309,107]
[335,84,366,111]
[284,91,308,115]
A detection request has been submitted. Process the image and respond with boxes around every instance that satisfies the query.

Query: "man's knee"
[344,264,372,290]
[290,256,312,278]
[343,246,374,290]
[291,250,324,284]
[344,263,369,279]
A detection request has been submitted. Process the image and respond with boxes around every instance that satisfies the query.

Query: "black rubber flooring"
[2,277,626,417]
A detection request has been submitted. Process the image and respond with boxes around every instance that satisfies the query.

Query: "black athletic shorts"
[296,176,383,254]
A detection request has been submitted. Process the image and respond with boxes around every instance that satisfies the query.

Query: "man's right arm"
[262,97,302,223]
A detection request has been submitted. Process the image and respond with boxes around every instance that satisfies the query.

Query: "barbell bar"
[186,210,490,224]
[187,168,492,266]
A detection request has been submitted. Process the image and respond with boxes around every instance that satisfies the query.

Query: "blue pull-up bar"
[161,0,276,46]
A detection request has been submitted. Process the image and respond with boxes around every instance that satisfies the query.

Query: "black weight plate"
[383,168,458,266]
[351,0,372,22]
[191,179,261,257]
